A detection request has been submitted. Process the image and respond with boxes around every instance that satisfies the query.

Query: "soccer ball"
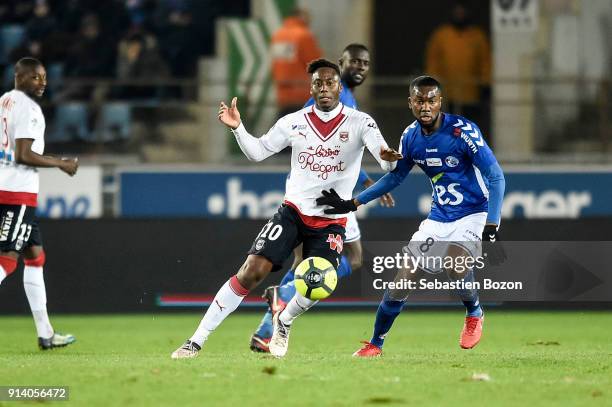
[294,257,337,300]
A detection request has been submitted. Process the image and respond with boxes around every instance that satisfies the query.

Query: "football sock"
[337,255,352,278]
[279,269,295,286]
[254,310,273,338]
[279,292,317,325]
[370,290,405,348]
[455,271,483,317]
[23,266,54,339]
[190,275,249,347]
[278,280,296,303]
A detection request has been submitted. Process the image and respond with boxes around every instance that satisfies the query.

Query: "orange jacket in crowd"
[271,16,322,107]
[425,24,491,105]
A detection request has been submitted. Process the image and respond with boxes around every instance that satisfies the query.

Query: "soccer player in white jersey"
[172,59,401,359]
[0,57,79,349]
[250,44,395,353]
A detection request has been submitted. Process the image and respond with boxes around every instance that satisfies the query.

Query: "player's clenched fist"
[60,157,78,176]
[218,97,241,129]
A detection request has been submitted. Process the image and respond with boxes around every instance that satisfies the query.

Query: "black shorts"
[248,204,345,272]
[0,204,43,253]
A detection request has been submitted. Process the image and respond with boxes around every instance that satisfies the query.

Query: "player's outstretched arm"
[15,139,78,176]
[361,171,395,208]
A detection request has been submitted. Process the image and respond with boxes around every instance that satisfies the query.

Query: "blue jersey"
[357,113,505,224]
[304,80,358,109]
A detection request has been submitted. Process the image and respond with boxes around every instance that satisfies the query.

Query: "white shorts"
[345,212,361,243]
[403,212,487,274]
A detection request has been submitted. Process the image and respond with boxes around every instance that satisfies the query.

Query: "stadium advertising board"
[119,169,612,219]
[37,166,102,218]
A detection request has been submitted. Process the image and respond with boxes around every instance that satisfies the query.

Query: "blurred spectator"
[270,7,322,118]
[25,0,57,42]
[65,13,115,78]
[5,1,35,24]
[155,0,198,78]
[116,31,170,99]
[125,0,158,31]
[425,2,491,131]
[62,13,116,100]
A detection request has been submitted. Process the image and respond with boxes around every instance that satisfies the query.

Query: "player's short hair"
[410,75,442,94]
[343,43,369,55]
[15,57,43,73]
[307,59,341,77]
[409,75,442,94]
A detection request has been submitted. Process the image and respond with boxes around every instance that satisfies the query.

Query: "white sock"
[0,266,6,285]
[189,276,248,347]
[279,293,318,325]
[23,266,54,338]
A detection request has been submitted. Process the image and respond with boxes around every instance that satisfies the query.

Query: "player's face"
[339,49,370,88]
[311,68,342,111]
[409,86,442,128]
[17,65,47,98]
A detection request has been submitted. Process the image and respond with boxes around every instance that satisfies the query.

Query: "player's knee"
[349,255,362,271]
[23,250,46,267]
[237,255,273,289]
[0,255,18,276]
[345,243,363,271]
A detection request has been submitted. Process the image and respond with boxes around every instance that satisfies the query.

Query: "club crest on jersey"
[326,234,343,254]
[255,239,265,250]
[445,156,459,167]
[339,131,349,142]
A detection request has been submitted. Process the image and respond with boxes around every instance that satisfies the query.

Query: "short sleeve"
[14,103,44,141]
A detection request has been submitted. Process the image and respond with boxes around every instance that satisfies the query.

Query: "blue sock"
[456,271,483,317]
[337,255,352,279]
[370,291,405,348]
[255,269,296,338]
[278,280,296,302]
[254,310,273,338]
[279,269,295,286]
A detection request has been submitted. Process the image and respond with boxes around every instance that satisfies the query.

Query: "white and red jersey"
[0,90,46,207]
[232,103,395,220]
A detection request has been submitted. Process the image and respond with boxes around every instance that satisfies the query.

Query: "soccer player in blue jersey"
[249,44,394,353]
[317,75,506,356]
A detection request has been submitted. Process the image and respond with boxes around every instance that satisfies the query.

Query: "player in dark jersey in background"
[317,76,506,356]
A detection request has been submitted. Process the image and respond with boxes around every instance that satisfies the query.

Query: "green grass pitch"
[1,311,611,406]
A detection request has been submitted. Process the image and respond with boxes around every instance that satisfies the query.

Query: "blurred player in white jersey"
[0,57,79,350]
[172,59,401,359]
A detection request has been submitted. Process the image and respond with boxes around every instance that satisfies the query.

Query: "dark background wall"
[0,218,609,314]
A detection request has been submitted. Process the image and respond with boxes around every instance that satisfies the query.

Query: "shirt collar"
[312,102,343,122]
